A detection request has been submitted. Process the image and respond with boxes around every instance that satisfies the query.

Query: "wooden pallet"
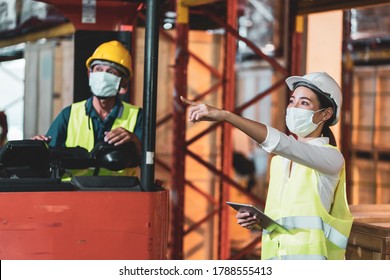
[346,204,390,260]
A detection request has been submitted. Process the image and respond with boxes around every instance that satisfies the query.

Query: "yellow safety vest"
[262,148,353,260]
[65,100,140,177]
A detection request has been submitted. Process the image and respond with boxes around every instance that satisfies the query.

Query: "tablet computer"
[226,201,290,234]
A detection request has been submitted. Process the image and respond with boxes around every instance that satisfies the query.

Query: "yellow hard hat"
[85,40,132,78]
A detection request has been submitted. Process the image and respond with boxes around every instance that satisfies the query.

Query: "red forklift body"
[0,189,169,259]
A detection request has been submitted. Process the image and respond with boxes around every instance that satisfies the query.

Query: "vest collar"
[84,97,123,120]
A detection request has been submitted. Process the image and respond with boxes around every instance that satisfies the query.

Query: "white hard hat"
[285,72,342,126]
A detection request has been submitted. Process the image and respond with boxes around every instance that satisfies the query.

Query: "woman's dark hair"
[314,91,338,146]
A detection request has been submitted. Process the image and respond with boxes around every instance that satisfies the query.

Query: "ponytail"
[312,90,338,147]
[322,125,337,146]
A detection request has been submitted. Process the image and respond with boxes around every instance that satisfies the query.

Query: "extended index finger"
[180,96,198,106]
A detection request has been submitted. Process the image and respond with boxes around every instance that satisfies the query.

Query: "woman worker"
[181,72,353,260]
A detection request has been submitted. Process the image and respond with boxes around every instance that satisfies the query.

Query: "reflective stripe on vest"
[263,216,349,249]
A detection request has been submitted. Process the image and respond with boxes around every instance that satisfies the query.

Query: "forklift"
[0,0,169,260]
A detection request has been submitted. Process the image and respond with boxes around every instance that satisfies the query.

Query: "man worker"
[33,40,142,176]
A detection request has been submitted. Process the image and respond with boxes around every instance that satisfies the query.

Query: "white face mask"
[89,72,121,98]
[285,107,324,137]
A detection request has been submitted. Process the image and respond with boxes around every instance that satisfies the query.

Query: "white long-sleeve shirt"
[259,126,344,212]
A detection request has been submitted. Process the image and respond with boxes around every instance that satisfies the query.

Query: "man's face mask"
[89,72,121,98]
[285,107,325,137]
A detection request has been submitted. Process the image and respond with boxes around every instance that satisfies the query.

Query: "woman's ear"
[323,107,334,122]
